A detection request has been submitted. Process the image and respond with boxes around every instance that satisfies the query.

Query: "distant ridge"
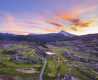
[0,32,98,43]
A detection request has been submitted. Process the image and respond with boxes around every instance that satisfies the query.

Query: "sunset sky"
[0,0,98,35]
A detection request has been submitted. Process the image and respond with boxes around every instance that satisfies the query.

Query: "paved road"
[33,46,47,80]
[39,58,47,80]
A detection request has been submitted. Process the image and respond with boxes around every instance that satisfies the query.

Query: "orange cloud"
[46,3,97,33]
[54,2,97,21]
[0,1,97,35]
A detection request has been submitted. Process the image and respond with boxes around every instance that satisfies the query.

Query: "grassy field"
[0,42,98,80]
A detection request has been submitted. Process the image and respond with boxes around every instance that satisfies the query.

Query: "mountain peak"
[59,30,75,37]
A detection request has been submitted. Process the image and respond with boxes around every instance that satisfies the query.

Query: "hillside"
[0,32,98,80]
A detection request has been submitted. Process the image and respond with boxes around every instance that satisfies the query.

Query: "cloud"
[0,13,60,34]
[46,2,97,34]
[0,0,97,35]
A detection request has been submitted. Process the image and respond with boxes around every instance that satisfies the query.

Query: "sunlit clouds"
[1,14,60,35]
[0,0,98,35]
[1,13,98,35]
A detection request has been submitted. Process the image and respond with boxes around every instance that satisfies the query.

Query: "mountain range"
[0,31,76,43]
[0,31,98,43]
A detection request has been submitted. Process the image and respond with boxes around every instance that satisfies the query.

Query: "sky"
[0,0,98,35]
